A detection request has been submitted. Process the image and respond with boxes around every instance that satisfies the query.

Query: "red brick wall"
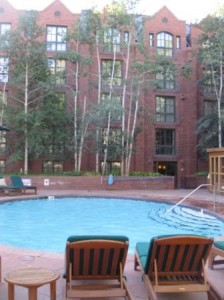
[10,176,174,190]
[0,1,208,188]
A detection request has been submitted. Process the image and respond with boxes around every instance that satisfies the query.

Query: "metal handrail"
[165,183,215,214]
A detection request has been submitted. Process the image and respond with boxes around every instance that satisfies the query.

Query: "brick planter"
[16,175,175,191]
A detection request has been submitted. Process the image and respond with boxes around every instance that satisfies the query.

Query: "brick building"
[0,0,209,187]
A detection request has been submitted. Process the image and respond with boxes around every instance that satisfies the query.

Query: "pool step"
[147,206,224,236]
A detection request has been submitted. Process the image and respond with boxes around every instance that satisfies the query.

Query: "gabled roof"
[152,5,183,21]
[41,0,72,14]
[0,0,17,11]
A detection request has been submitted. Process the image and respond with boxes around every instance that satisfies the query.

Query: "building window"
[100,161,121,175]
[0,131,6,153]
[0,160,5,173]
[55,92,66,109]
[103,28,120,53]
[0,57,9,83]
[149,33,154,47]
[0,23,11,48]
[101,60,122,86]
[42,160,63,174]
[176,36,181,49]
[46,142,64,155]
[204,100,217,116]
[203,70,215,94]
[156,32,173,56]
[155,68,175,90]
[135,15,143,42]
[46,26,67,51]
[48,58,66,84]
[101,93,122,121]
[0,90,7,107]
[155,96,175,123]
[0,23,11,35]
[101,128,122,160]
[124,31,129,44]
[155,128,176,155]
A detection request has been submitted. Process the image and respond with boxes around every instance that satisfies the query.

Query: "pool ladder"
[165,184,215,214]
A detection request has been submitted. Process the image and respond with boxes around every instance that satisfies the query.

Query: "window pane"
[149,33,154,46]
[0,91,7,107]
[103,28,121,53]
[0,23,11,35]
[156,129,176,155]
[204,100,217,115]
[156,67,175,90]
[0,131,6,153]
[46,26,67,52]
[124,31,129,44]
[48,58,66,84]
[102,60,122,86]
[0,57,9,83]
[43,160,63,174]
[156,96,175,123]
[0,160,5,172]
[203,69,215,94]
[176,36,181,49]
[157,32,173,57]
[101,128,122,159]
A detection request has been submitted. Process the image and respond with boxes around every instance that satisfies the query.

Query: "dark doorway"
[154,161,177,187]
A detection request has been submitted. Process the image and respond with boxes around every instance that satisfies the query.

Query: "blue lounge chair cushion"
[135,242,150,270]
[214,240,224,250]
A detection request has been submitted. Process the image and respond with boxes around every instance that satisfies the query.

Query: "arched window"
[157,32,173,56]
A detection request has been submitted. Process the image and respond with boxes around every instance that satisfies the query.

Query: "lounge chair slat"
[101,248,110,275]
[110,249,121,275]
[173,244,185,271]
[92,248,100,275]
[72,249,81,276]
[83,248,91,276]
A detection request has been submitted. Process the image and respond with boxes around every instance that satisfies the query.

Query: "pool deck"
[0,188,224,299]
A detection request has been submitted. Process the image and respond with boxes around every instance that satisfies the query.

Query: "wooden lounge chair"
[134,235,213,300]
[65,235,133,299]
[10,175,37,194]
[208,240,224,269]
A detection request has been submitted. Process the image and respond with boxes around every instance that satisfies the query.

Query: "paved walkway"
[0,188,223,299]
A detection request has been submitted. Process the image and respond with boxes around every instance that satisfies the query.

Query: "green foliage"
[197,15,224,149]
[28,94,71,159]
[196,113,220,159]
[194,171,208,177]
[129,171,162,176]
[3,13,72,168]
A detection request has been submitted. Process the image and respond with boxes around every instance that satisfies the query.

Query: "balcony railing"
[155,145,176,156]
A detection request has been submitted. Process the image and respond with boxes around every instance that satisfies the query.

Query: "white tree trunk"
[24,62,29,175]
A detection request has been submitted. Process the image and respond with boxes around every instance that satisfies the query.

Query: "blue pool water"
[0,197,224,253]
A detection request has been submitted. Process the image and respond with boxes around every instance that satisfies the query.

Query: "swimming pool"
[0,197,223,253]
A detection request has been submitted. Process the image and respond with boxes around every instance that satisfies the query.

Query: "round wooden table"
[4,267,60,300]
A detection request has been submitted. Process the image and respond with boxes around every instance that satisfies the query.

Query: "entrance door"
[154,161,177,187]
